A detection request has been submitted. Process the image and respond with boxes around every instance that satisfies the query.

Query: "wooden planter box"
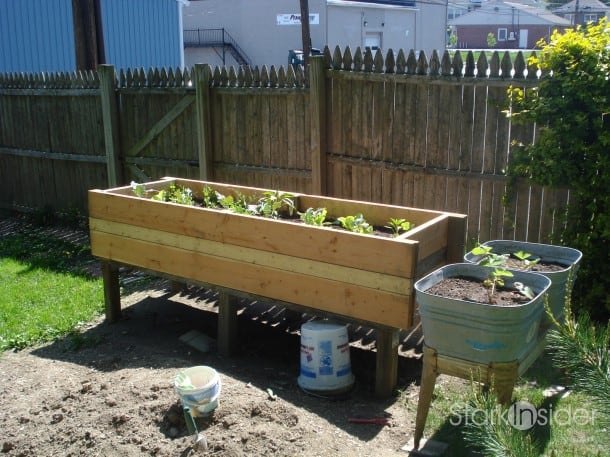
[89,177,466,396]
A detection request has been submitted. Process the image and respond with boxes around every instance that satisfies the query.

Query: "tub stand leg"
[375,328,399,398]
[102,261,121,323]
[489,361,519,405]
[413,346,438,449]
[413,346,521,450]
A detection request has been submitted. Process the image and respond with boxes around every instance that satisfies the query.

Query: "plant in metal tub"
[174,366,221,417]
[414,263,552,364]
[463,240,582,326]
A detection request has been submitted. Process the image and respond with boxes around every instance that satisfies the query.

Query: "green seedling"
[151,184,195,206]
[483,268,514,303]
[471,245,509,267]
[336,213,373,234]
[299,207,328,226]
[130,181,147,198]
[202,185,223,208]
[255,190,295,219]
[385,218,413,237]
[513,250,540,270]
[219,191,254,214]
[514,281,535,300]
[474,246,536,301]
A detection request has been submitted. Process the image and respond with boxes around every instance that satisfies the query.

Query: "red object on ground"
[348,417,391,425]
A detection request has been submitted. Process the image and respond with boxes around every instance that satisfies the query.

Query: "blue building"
[0,0,185,73]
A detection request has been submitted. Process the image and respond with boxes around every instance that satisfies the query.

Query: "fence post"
[194,63,213,180]
[99,65,122,187]
[309,55,327,195]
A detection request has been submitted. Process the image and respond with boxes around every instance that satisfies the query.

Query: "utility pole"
[299,0,311,76]
[72,0,106,70]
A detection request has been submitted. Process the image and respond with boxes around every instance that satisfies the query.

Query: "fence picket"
[340,76,353,155]
[380,81,394,164]
[391,83,406,165]
[472,85,488,173]
[428,85,445,169]
[349,78,361,156]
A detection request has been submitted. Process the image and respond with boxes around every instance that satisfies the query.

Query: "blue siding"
[0,0,181,73]
[0,0,76,73]
[102,0,181,70]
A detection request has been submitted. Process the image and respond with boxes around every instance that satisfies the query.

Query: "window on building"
[498,28,507,41]
[448,7,467,20]
[584,13,598,23]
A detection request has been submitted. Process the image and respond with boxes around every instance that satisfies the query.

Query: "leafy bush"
[506,19,610,320]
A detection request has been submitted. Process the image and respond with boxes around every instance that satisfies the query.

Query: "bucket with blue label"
[298,321,355,394]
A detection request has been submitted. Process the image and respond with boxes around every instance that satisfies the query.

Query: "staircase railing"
[183,28,252,67]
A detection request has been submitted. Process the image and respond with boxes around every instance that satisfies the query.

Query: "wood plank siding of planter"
[89,177,466,396]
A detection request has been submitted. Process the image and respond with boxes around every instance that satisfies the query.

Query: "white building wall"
[327,4,419,54]
[183,0,446,69]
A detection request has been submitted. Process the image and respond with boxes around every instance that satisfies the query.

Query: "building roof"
[326,0,425,8]
[553,0,610,13]
[505,1,572,23]
[330,0,415,6]
[449,0,571,25]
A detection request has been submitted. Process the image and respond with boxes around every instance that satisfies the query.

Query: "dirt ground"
[0,217,452,457]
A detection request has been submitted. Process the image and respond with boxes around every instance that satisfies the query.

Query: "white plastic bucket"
[174,366,221,417]
[298,321,355,393]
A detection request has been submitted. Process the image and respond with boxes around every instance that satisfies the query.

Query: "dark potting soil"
[425,277,532,306]
[504,257,566,273]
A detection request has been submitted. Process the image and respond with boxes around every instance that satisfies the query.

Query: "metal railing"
[183,28,252,67]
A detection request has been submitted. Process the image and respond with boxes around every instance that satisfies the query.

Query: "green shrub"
[506,19,610,320]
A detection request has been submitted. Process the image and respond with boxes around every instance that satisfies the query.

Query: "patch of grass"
[540,391,608,456]
[0,231,103,351]
[0,231,94,276]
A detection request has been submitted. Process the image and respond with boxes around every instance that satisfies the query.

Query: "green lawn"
[0,229,103,351]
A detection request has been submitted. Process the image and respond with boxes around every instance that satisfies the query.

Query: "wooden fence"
[0,46,568,246]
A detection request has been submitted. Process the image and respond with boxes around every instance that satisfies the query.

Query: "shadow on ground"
[31,278,426,442]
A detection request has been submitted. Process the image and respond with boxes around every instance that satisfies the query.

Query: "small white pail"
[298,321,355,394]
[174,366,221,417]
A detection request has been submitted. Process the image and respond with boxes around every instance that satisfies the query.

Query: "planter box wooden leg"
[102,261,121,322]
[375,328,400,398]
[218,292,239,356]
[170,280,186,293]
[283,309,302,327]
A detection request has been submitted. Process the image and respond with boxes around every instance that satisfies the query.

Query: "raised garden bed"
[88,177,466,396]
